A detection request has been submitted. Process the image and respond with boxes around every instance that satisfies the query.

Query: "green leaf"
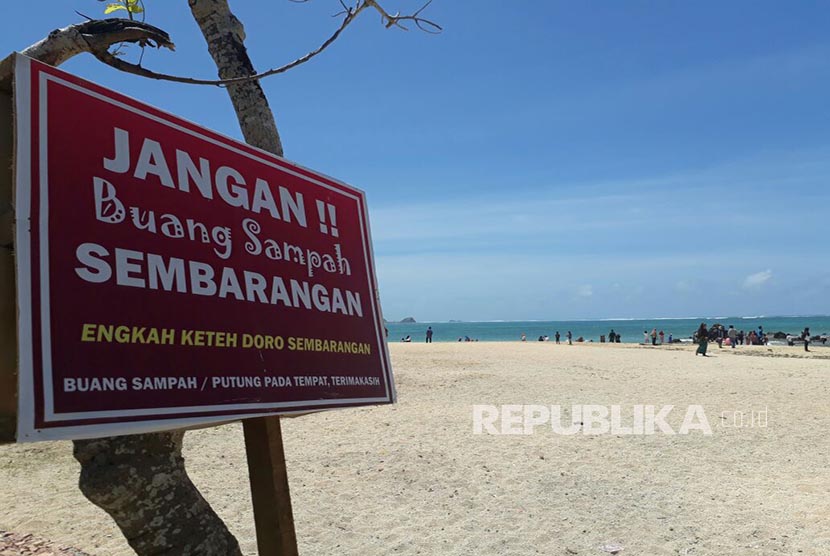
[104,3,128,14]
[126,0,144,13]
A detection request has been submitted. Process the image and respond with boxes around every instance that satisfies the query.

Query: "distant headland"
[384,317,417,324]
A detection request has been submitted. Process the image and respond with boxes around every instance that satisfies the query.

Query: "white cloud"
[369,145,830,249]
[674,280,697,293]
[576,284,593,298]
[743,269,773,289]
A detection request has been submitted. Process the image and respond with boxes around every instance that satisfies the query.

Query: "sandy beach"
[2,342,830,555]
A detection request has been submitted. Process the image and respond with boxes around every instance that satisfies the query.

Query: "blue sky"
[4,1,829,320]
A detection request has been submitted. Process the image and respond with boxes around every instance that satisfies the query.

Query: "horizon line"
[384,314,830,324]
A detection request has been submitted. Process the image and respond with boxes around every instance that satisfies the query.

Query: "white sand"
[2,342,830,555]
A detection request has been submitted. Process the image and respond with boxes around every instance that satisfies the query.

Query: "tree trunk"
[187,3,299,555]
[4,25,244,556]
[188,0,284,156]
[76,2,291,554]
[74,433,243,556]
[11,4,293,555]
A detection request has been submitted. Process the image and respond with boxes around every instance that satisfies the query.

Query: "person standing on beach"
[555,331,561,344]
[425,326,433,343]
[659,330,665,344]
[609,329,616,343]
[567,331,573,345]
[695,323,709,356]
[521,332,527,342]
[651,328,658,346]
[802,327,811,352]
[728,325,737,348]
[643,330,649,344]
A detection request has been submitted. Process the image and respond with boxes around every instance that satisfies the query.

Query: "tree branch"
[2,1,440,90]
[89,0,440,87]
[92,1,368,86]
[363,0,441,33]
[0,18,173,88]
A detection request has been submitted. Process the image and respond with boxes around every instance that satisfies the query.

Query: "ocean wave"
[597,317,666,322]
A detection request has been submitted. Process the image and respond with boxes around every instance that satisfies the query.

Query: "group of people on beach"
[396,324,820,351]
[401,326,436,343]
[401,327,483,342]
[694,323,814,356]
[641,329,672,345]
[521,331,575,344]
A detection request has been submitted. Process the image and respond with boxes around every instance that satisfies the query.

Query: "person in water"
[695,323,709,356]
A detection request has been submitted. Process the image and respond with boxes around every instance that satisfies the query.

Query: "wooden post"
[243,415,299,556]
[0,76,16,444]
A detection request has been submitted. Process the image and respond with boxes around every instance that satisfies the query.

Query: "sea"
[385,316,830,344]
